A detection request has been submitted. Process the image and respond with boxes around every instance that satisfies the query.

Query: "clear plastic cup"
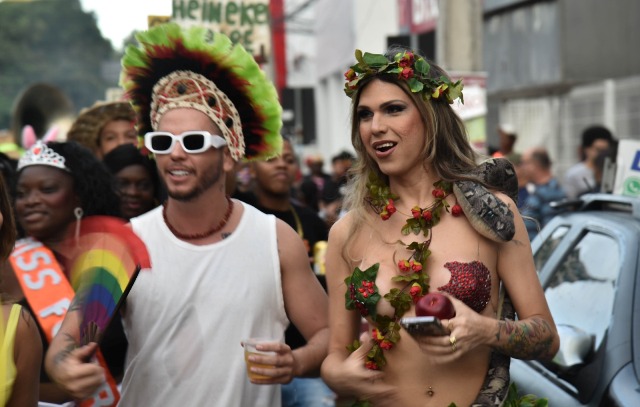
[243,338,277,380]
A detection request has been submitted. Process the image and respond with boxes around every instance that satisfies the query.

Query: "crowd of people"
[0,21,618,407]
[498,125,617,240]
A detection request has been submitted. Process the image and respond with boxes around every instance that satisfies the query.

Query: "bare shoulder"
[327,211,356,243]
[1,302,13,320]
[13,304,42,354]
[274,216,301,241]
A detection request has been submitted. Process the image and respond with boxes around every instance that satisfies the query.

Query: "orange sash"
[10,237,120,406]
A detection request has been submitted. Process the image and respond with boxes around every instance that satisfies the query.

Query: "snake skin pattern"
[473,158,519,204]
[453,158,518,242]
[472,293,515,406]
[455,159,518,405]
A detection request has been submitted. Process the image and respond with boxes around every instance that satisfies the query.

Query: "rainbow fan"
[69,216,151,345]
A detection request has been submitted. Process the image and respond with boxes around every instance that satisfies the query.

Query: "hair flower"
[400,67,414,80]
[398,51,415,68]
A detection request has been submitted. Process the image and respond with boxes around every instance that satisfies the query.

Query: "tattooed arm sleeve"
[492,317,556,360]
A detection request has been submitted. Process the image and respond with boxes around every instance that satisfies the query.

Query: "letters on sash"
[10,237,120,406]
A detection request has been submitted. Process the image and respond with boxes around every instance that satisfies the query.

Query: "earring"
[74,207,84,243]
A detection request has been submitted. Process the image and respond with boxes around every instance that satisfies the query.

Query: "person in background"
[591,145,617,194]
[66,101,138,160]
[520,147,567,241]
[0,141,124,403]
[102,143,160,220]
[0,172,41,407]
[248,137,335,406]
[491,124,517,158]
[0,130,21,161]
[300,154,330,212]
[45,24,328,407]
[321,46,558,406]
[319,151,354,227]
[563,125,615,199]
[505,152,529,208]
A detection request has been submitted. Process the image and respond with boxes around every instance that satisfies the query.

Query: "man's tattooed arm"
[493,317,556,360]
[52,296,82,365]
[53,332,79,366]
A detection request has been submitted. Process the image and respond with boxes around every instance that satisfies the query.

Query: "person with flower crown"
[44,24,329,407]
[320,46,559,406]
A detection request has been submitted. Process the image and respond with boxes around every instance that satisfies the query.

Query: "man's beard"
[165,159,224,202]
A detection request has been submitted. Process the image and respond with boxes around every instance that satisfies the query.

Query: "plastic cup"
[243,338,277,380]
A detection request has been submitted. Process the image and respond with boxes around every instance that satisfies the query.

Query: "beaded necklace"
[163,196,234,240]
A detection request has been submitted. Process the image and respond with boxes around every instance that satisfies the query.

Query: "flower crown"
[344,49,464,104]
[17,140,69,172]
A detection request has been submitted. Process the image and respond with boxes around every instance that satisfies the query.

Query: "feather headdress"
[120,23,282,161]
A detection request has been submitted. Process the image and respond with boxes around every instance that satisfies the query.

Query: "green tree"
[0,0,117,131]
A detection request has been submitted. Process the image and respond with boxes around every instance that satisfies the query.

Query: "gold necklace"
[289,205,304,239]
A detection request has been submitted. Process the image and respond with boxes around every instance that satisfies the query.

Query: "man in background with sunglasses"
[45,24,329,407]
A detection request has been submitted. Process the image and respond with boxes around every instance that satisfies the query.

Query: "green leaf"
[346,339,361,353]
[363,52,390,67]
[387,322,402,342]
[355,49,364,64]
[385,289,412,315]
[352,65,366,74]
[407,78,424,93]
[414,248,431,264]
[391,273,420,283]
[375,314,394,328]
[415,58,430,75]
[407,241,425,251]
[446,80,464,104]
[344,264,380,319]
[401,223,412,236]
[502,383,548,407]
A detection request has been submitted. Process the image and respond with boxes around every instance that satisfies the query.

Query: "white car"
[511,193,640,406]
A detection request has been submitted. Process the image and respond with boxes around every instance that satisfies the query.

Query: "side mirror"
[553,324,595,371]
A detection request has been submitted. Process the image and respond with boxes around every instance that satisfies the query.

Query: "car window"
[544,231,619,349]
[534,225,570,272]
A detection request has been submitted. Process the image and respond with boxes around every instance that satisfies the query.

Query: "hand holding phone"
[400,316,448,337]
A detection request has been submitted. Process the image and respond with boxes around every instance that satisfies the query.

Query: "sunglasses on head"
[144,131,227,154]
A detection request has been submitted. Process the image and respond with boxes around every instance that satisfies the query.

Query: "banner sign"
[172,0,271,62]
[613,139,640,197]
[398,0,439,34]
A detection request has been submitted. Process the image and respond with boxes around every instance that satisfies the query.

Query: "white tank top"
[121,202,288,406]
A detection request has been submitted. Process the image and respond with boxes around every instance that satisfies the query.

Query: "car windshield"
[542,229,619,348]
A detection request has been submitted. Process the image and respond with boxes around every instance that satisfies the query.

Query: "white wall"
[310,0,400,169]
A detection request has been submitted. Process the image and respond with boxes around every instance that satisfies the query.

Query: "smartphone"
[400,316,448,336]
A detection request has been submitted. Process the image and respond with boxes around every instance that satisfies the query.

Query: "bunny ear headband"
[21,125,59,150]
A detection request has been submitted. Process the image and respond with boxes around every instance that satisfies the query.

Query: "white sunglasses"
[144,131,227,154]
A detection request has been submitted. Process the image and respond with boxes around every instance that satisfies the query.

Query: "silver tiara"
[17,141,70,172]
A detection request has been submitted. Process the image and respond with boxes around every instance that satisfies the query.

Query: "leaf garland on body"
[344,175,544,407]
[345,176,465,374]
